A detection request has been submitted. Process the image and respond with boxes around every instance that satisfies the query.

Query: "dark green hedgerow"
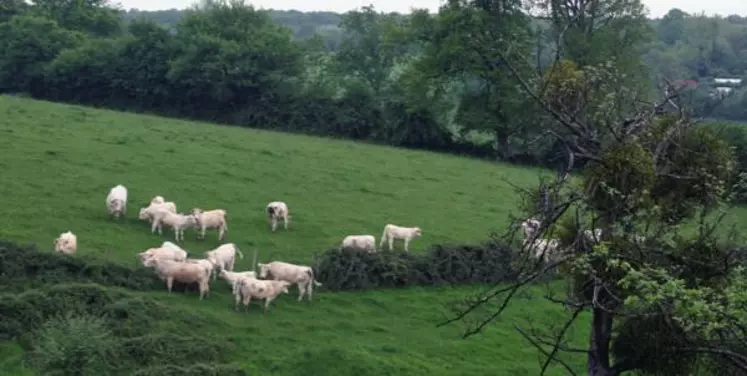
[315,240,519,291]
[0,240,162,292]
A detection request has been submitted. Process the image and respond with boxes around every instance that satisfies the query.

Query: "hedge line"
[315,240,520,291]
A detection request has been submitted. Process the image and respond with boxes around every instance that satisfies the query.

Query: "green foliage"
[700,121,747,203]
[316,241,518,291]
[31,0,122,37]
[652,125,736,222]
[25,313,118,376]
[0,282,241,374]
[0,15,84,93]
[583,141,655,217]
[130,364,248,376]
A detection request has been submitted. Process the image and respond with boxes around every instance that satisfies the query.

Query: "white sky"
[113,0,747,18]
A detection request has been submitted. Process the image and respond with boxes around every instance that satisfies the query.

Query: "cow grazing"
[204,243,243,274]
[190,208,228,240]
[339,235,376,252]
[138,245,188,265]
[379,224,422,252]
[257,261,322,302]
[143,257,211,299]
[233,278,291,313]
[265,201,290,232]
[106,184,128,219]
[54,231,77,255]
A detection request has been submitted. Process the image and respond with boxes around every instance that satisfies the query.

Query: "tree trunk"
[587,308,618,376]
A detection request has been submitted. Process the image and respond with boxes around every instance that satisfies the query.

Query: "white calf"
[257,261,322,302]
[106,184,128,219]
[139,202,177,224]
[218,269,257,294]
[54,231,77,255]
[234,278,291,313]
[339,235,376,252]
[143,257,211,299]
[266,201,290,232]
[157,211,198,242]
[191,208,228,240]
[204,243,243,273]
[379,224,422,252]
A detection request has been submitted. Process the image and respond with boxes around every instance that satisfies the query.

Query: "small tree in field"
[436,0,747,375]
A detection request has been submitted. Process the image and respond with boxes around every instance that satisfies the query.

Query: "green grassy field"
[0,95,657,374]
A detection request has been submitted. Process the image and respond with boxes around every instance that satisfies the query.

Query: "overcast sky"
[115,0,747,19]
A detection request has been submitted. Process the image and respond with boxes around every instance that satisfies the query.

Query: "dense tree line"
[3,0,747,169]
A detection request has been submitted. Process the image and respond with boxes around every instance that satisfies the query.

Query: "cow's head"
[257,262,270,279]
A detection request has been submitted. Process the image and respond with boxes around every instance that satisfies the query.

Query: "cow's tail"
[234,244,244,259]
[306,268,322,287]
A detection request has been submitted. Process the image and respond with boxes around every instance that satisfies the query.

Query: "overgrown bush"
[130,364,248,376]
[315,240,518,291]
[25,312,118,376]
[701,121,747,203]
[0,282,243,375]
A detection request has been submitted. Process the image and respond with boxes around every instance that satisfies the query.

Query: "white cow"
[137,245,188,265]
[204,243,243,274]
[379,224,422,252]
[157,211,198,242]
[106,184,128,219]
[234,278,291,313]
[257,261,322,302]
[186,258,217,281]
[523,218,602,244]
[339,235,376,252]
[139,202,177,224]
[142,257,211,300]
[191,208,228,240]
[218,269,257,294]
[520,219,561,262]
[266,201,290,232]
[54,231,77,255]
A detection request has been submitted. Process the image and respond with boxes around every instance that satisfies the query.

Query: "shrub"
[25,312,118,376]
[315,240,518,291]
[0,282,243,375]
[129,364,249,376]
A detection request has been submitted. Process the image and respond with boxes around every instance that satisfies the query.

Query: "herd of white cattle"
[50,184,425,313]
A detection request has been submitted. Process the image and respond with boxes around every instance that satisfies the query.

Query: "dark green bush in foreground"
[0,283,245,375]
[315,240,518,291]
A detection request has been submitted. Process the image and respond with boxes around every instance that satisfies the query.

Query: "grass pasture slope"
[0,95,594,374]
